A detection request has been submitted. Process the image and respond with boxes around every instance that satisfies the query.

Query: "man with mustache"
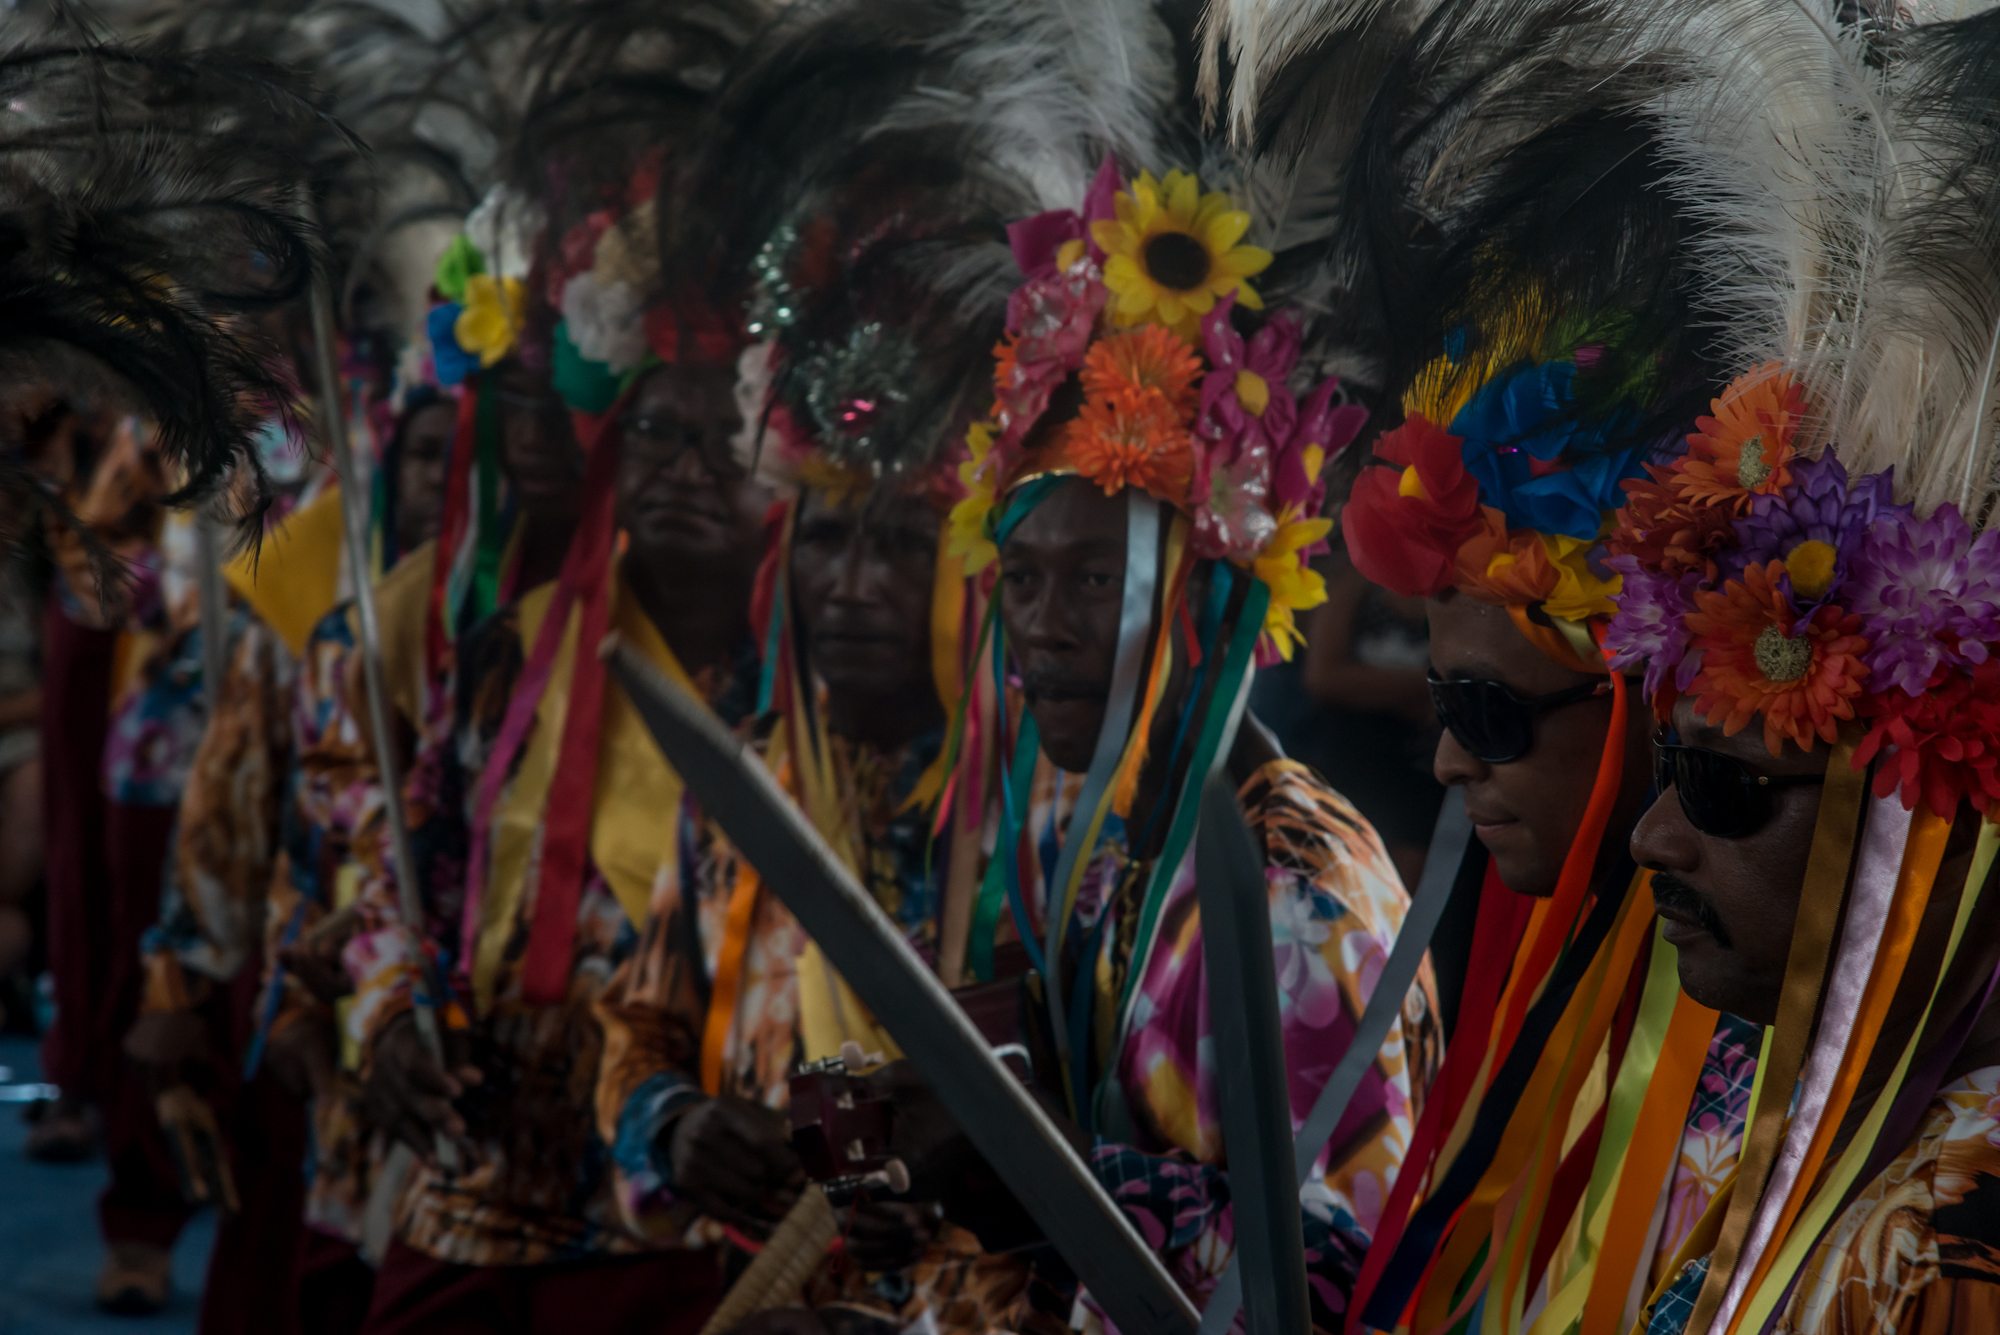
[1617,420,2000,1332]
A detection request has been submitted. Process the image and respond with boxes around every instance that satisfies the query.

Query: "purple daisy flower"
[1723,454,1900,611]
[1843,501,2000,697]
[1604,554,1703,697]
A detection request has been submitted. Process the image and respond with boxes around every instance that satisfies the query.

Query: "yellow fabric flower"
[1538,532,1622,622]
[946,420,1000,573]
[455,274,526,369]
[1253,511,1334,660]
[1091,170,1272,341]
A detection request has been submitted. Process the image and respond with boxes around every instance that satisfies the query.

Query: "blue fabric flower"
[427,303,479,386]
[1451,360,1646,539]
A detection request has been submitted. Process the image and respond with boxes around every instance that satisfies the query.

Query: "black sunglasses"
[1653,738,1825,839]
[1427,673,1610,764]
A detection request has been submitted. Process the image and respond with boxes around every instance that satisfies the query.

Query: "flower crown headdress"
[947,159,1367,662]
[1340,286,1688,672]
[1605,364,1998,817]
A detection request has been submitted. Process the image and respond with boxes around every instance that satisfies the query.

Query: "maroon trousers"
[43,603,322,1331]
[194,1002,310,1335]
[359,1240,724,1335]
[40,601,192,1248]
[38,598,113,1098]
[293,1229,375,1335]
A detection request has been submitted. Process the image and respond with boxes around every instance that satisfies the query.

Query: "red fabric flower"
[644,292,748,367]
[1607,466,1738,581]
[1343,413,1482,597]
[1857,662,2000,818]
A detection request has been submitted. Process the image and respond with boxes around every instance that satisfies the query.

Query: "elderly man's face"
[1630,697,1829,1023]
[615,362,767,575]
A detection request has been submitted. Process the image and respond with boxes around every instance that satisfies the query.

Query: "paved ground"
[0,1034,214,1335]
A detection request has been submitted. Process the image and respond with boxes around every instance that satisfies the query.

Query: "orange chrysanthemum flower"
[1673,363,1810,514]
[1066,386,1195,500]
[1081,325,1202,416]
[1687,560,1870,755]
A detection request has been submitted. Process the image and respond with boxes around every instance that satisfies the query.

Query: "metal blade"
[1198,789,1469,1333]
[1194,775,1310,1335]
[306,230,455,1175]
[606,640,1199,1335]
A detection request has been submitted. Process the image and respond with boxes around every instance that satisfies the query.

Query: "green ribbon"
[470,378,505,623]
[1112,575,1269,1031]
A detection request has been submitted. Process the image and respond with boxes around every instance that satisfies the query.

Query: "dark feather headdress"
[669,0,1188,484]
[0,33,332,555]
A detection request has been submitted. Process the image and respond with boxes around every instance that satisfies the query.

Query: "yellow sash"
[474,565,697,1011]
[224,486,345,657]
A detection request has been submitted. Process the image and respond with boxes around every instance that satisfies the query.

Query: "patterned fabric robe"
[1645,1064,2000,1335]
[1032,759,1445,1329]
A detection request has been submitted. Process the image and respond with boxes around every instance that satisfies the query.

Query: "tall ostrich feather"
[1640,0,2000,519]
[133,0,564,341]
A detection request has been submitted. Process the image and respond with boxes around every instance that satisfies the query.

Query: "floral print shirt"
[139,609,294,1012]
[1646,1064,2000,1335]
[1040,759,1443,1320]
[266,604,395,1243]
[1654,1012,1761,1282]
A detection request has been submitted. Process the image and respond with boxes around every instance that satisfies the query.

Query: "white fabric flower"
[561,272,649,374]
[464,183,544,282]
[732,339,780,473]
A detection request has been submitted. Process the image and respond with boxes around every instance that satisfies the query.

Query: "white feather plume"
[875,0,1181,212]
[1645,0,2000,520]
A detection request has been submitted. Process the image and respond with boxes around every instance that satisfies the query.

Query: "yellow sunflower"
[1091,170,1272,341]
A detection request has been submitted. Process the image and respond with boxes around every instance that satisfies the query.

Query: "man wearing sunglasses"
[1334,260,1763,1321]
[1610,380,2000,1330]
[1631,706,1828,1031]
[1426,595,1650,901]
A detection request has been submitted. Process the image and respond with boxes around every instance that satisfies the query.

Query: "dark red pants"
[40,601,192,1248]
[359,1239,724,1335]
[294,1230,375,1335]
[38,598,113,1097]
[196,1062,310,1335]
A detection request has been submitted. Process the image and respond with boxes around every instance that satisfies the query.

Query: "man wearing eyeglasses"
[352,338,776,1334]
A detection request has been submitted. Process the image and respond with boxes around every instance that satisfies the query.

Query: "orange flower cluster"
[1066,325,1201,499]
[1672,363,1808,512]
[1686,561,1870,754]
[1605,465,1740,579]
[1608,365,1812,581]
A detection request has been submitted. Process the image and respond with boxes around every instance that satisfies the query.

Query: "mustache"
[1652,872,1734,949]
